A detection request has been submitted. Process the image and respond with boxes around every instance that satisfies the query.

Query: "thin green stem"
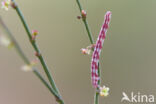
[76,1,101,104]
[14,3,58,93]
[83,20,94,44]
[94,63,100,104]
[94,92,99,104]
[11,1,64,103]
[0,16,61,101]
[33,68,61,100]
[76,0,94,44]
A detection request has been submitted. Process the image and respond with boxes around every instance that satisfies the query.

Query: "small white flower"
[21,64,32,72]
[0,35,13,48]
[81,48,91,55]
[99,85,110,97]
[81,44,95,55]
[1,0,11,11]
[21,60,37,72]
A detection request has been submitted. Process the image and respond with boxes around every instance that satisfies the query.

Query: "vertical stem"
[83,20,94,44]
[76,0,94,44]
[94,63,100,104]
[94,92,99,104]
[76,1,101,104]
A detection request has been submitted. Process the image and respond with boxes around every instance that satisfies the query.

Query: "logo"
[121,92,155,103]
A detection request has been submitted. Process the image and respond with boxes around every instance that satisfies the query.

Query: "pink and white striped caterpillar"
[91,11,112,88]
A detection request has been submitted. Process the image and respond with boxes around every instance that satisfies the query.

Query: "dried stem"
[0,16,61,101]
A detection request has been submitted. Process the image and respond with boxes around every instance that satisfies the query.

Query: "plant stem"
[11,1,64,103]
[76,0,94,44]
[33,68,61,100]
[0,16,61,101]
[76,1,101,104]
[94,92,99,104]
[94,63,100,104]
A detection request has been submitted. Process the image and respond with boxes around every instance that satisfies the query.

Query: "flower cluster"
[91,11,111,88]
[99,85,109,97]
[1,0,11,11]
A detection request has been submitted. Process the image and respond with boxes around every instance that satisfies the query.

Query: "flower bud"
[35,52,40,57]
[81,48,91,55]
[81,10,87,19]
[10,1,17,9]
[32,30,38,36]
[77,16,81,19]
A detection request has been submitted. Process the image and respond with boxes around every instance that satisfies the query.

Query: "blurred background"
[0,0,156,104]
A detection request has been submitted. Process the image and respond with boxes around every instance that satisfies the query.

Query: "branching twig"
[0,16,60,100]
[9,0,64,103]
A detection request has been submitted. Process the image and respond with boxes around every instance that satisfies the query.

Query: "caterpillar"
[91,11,112,88]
